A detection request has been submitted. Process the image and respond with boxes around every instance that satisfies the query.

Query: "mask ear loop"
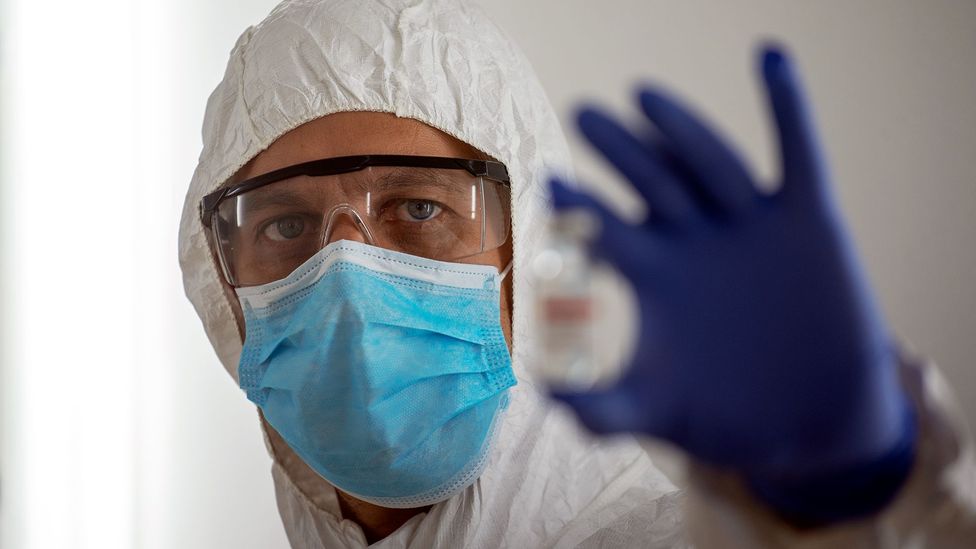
[499,260,514,282]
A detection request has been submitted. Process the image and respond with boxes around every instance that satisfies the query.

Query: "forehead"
[232,111,486,183]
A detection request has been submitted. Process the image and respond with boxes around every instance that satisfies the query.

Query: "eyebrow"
[370,168,472,196]
[233,190,320,219]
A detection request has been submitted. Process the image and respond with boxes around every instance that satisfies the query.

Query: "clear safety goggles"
[201,155,512,287]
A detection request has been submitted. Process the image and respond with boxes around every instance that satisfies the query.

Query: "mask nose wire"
[322,203,376,247]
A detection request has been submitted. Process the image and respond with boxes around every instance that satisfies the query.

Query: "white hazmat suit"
[178,0,976,546]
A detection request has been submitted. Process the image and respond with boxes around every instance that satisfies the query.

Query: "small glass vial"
[531,209,600,391]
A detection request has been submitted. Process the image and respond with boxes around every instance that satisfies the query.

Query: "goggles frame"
[200,155,512,287]
[200,154,510,228]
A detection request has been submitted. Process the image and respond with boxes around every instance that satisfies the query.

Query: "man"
[178,0,976,546]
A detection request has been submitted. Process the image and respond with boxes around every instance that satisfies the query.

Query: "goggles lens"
[211,165,510,287]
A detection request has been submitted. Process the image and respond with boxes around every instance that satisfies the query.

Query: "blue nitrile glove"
[550,46,916,524]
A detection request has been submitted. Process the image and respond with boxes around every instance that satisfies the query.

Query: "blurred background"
[1,0,973,547]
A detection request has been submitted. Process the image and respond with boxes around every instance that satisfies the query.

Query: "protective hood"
[178,0,683,546]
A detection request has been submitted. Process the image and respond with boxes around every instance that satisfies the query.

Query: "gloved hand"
[550,46,915,523]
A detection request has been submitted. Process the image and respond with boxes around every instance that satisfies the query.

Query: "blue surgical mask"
[236,240,516,508]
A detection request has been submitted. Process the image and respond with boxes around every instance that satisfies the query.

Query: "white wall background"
[1,1,973,547]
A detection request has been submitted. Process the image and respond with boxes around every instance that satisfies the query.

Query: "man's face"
[222,111,514,350]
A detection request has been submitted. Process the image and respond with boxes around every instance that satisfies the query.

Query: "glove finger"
[638,88,758,219]
[759,45,829,203]
[549,178,659,275]
[576,107,699,228]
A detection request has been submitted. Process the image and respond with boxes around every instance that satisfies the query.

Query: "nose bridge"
[322,203,375,246]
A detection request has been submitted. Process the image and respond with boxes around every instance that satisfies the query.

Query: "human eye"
[259,214,315,242]
[394,199,444,222]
